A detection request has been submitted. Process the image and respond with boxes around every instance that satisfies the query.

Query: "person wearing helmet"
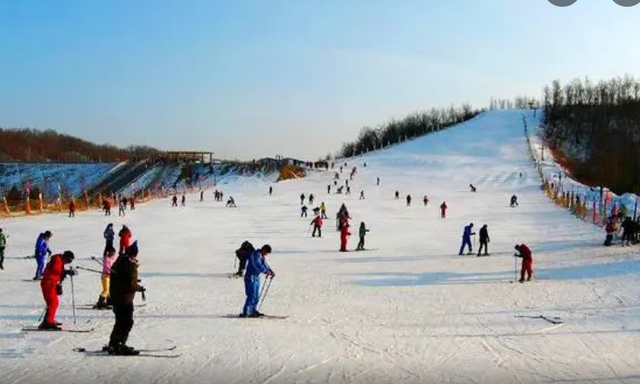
[33,230,53,280]
[106,241,145,355]
[240,244,274,318]
[39,250,76,330]
[515,244,533,283]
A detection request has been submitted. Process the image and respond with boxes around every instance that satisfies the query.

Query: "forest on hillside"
[336,104,483,158]
[541,75,640,194]
[0,128,159,163]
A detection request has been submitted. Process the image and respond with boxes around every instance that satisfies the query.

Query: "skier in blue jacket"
[458,223,475,255]
[33,231,53,280]
[240,244,274,317]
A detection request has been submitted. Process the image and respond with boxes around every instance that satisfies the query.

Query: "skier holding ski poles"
[240,244,274,318]
[39,251,76,330]
[515,244,533,283]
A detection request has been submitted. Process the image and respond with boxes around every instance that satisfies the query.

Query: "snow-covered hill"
[1,110,639,384]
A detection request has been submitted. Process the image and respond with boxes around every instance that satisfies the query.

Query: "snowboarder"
[510,195,519,207]
[469,184,477,192]
[34,231,53,280]
[514,244,533,283]
[118,225,132,256]
[240,244,274,317]
[359,190,365,200]
[103,224,115,256]
[423,195,429,207]
[356,222,369,250]
[406,194,412,207]
[458,223,475,255]
[0,228,6,270]
[440,202,447,218]
[171,195,178,207]
[226,196,237,207]
[309,194,314,205]
[106,241,145,355]
[477,224,489,256]
[234,241,254,277]
[68,200,76,218]
[311,215,323,237]
[301,205,308,218]
[300,193,306,205]
[339,222,351,252]
[118,200,126,216]
[39,250,76,330]
[94,245,117,309]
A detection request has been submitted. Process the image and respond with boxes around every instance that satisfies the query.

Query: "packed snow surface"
[2,110,639,384]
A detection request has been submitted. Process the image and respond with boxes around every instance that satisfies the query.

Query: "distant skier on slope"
[469,184,477,192]
[356,222,370,251]
[311,215,323,237]
[0,228,6,270]
[395,191,399,200]
[477,224,490,256]
[301,205,308,218]
[423,195,429,207]
[440,202,447,218]
[300,193,306,205]
[171,195,178,207]
[359,190,365,200]
[406,194,412,207]
[240,244,274,318]
[181,195,186,207]
[514,244,533,283]
[320,202,328,219]
[458,223,475,255]
[68,200,76,218]
[269,186,273,196]
[510,195,519,207]
[34,231,53,280]
[38,250,76,330]
[309,194,314,205]
[226,196,237,207]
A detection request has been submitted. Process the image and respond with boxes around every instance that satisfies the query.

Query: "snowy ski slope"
[2,110,640,384]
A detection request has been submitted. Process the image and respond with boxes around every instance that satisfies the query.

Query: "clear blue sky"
[1,1,638,160]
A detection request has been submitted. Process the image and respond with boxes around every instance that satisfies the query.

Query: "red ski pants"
[340,235,348,251]
[520,261,533,281]
[41,280,59,324]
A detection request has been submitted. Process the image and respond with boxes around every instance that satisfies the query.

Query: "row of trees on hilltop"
[0,128,159,163]
[541,75,640,194]
[336,104,483,158]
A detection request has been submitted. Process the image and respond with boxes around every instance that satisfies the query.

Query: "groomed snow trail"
[2,110,640,384]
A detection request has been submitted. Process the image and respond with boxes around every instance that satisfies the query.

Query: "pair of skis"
[73,345,180,358]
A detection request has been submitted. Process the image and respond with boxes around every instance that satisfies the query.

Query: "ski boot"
[38,321,62,331]
[106,343,139,356]
[93,296,109,310]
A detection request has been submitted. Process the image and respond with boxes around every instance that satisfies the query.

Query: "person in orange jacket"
[311,215,323,237]
[39,251,76,330]
[339,221,351,252]
[118,225,132,255]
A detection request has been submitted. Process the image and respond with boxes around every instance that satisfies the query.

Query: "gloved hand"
[267,271,275,279]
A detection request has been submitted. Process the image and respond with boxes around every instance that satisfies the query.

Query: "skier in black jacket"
[477,224,490,256]
[106,241,145,355]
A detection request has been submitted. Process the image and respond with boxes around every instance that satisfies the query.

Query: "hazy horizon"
[1,1,639,160]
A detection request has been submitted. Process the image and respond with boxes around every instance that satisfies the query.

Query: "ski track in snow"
[2,110,640,384]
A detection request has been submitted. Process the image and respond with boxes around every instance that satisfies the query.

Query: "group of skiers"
[28,224,145,355]
[605,213,640,246]
[101,195,136,216]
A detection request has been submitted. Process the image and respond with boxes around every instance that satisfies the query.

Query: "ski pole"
[70,274,77,325]
[257,277,273,311]
[75,266,104,275]
[37,307,46,324]
[514,254,518,282]
[90,256,105,267]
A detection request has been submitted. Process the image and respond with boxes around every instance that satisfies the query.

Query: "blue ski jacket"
[35,233,51,258]
[245,250,273,277]
[462,225,475,239]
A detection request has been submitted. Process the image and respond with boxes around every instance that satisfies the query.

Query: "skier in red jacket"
[515,244,533,283]
[118,225,132,255]
[339,222,351,252]
[39,251,76,330]
[311,215,323,237]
